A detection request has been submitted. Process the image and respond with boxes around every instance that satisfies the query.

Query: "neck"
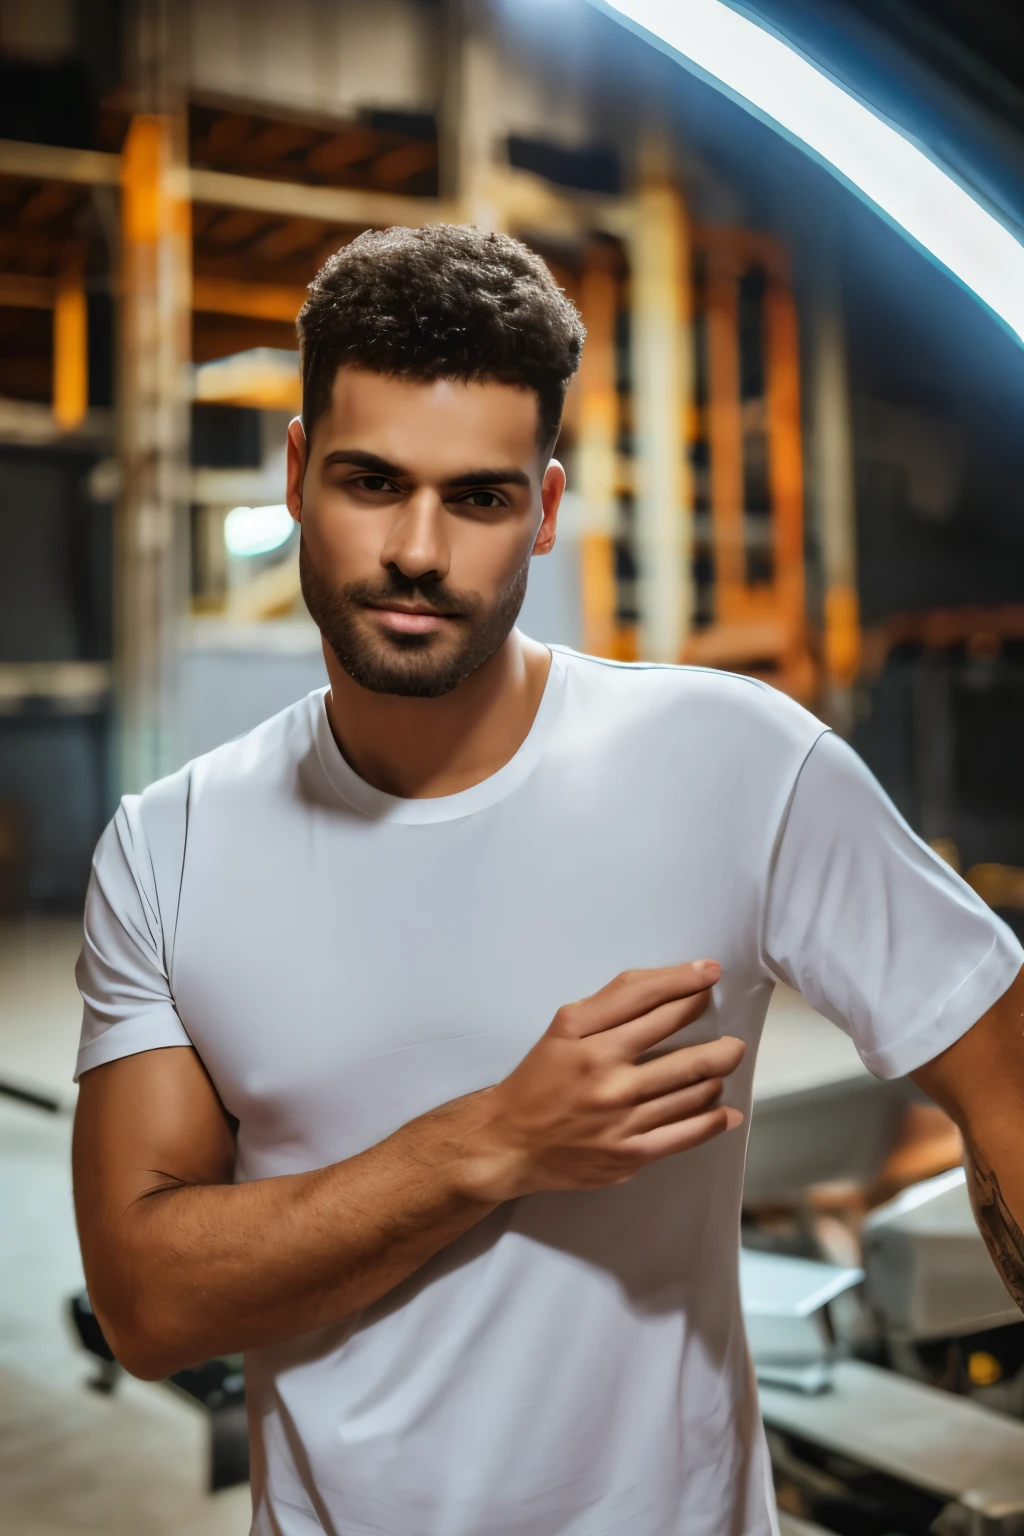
[322,629,553,799]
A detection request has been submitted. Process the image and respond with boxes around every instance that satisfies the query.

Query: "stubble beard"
[299,537,531,698]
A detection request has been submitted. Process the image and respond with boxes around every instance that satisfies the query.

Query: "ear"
[533,459,566,556]
[286,417,307,524]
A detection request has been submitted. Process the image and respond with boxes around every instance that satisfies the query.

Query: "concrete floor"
[0,1087,250,1535]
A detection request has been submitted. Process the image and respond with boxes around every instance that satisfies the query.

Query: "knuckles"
[551,1002,585,1037]
[589,1068,635,1110]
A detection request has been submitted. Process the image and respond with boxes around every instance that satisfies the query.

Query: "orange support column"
[811,280,861,725]
[53,264,88,432]
[577,241,620,657]
[631,164,693,663]
[117,112,192,792]
[684,229,815,696]
[705,251,744,622]
[764,276,813,698]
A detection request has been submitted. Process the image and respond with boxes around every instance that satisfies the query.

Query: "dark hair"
[297,224,584,452]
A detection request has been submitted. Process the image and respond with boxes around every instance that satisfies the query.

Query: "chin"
[335,635,478,698]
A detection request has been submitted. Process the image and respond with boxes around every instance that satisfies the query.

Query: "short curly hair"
[297,224,584,452]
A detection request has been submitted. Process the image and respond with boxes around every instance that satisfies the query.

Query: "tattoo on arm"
[965,1146,1024,1315]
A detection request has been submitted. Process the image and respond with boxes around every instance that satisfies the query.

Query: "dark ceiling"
[844,0,1024,124]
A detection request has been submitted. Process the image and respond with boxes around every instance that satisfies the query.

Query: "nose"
[379,487,450,585]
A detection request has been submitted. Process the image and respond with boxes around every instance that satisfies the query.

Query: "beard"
[299,537,531,698]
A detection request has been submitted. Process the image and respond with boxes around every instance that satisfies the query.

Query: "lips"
[365,604,455,635]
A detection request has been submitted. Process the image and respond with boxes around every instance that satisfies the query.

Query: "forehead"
[310,368,543,476]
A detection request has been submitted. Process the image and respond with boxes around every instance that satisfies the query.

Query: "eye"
[459,490,505,509]
[353,474,396,493]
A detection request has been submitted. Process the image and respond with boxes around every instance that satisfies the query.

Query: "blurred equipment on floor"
[68,1290,249,1494]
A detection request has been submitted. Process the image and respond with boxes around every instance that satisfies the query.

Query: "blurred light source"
[224,504,295,558]
[599,0,1024,344]
[194,348,301,409]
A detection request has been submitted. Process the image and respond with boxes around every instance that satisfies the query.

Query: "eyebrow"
[322,449,405,477]
[322,449,531,490]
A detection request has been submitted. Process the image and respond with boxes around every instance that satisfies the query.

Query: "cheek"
[304,499,381,573]
[451,519,536,593]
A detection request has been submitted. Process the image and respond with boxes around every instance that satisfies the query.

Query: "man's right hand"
[452,962,745,1202]
[74,961,743,1376]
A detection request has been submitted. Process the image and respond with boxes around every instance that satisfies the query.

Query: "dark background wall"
[0,449,112,910]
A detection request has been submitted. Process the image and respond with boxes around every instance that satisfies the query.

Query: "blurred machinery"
[68,1290,248,1494]
[738,992,1024,1533]
[863,1169,1024,1417]
[743,1181,1024,1535]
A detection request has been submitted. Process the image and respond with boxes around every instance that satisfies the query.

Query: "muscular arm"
[912,963,1024,1313]
[72,1045,503,1378]
[73,962,743,1379]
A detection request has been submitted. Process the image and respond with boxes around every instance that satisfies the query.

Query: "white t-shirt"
[76,647,1022,1536]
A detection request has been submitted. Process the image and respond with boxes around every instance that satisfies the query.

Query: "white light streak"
[600,0,1024,343]
[224,504,294,558]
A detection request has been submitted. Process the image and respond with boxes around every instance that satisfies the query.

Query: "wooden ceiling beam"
[16,181,81,232]
[0,273,54,308]
[193,112,259,163]
[370,141,437,192]
[0,139,450,228]
[192,275,307,323]
[0,230,88,273]
[189,166,453,228]
[0,138,119,186]
[305,130,380,177]
[235,121,320,171]
[247,218,327,263]
[199,207,276,249]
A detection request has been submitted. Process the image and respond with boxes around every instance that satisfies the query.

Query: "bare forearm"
[910,967,1024,1317]
[96,1095,501,1377]
[79,963,738,1377]
[964,1141,1024,1316]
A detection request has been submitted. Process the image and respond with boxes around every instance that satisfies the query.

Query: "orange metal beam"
[684,227,815,698]
[53,265,87,431]
[117,112,193,791]
[192,275,308,323]
[693,226,790,282]
[705,250,745,619]
[764,275,807,665]
[577,242,619,658]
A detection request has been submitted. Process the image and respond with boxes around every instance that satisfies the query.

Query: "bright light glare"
[601,0,1024,343]
[224,504,294,558]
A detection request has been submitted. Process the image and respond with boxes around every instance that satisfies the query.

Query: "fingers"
[554,961,721,1040]
[614,990,714,1059]
[625,1104,745,1164]
[626,1075,726,1135]
[630,1034,746,1101]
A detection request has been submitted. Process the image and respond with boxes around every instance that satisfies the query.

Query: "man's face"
[286,368,564,698]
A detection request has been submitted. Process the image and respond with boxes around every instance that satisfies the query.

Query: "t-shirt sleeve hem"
[857,934,1024,1079]
[74,1007,194,1082]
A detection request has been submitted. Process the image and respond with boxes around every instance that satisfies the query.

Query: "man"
[74,224,1024,1536]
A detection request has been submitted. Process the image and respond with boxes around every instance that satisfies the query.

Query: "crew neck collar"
[312,646,568,824]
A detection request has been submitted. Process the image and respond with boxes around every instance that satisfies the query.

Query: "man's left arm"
[912,963,1024,1314]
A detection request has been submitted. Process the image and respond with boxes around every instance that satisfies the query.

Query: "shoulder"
[552,647,827,759]
[141,688,322,810]
[104,691,323,884]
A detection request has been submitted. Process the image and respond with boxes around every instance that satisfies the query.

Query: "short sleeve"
[763,731,1024,1079]
[74,795,193,1081]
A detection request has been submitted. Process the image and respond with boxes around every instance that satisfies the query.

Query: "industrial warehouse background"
[3,0,1024,1532]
